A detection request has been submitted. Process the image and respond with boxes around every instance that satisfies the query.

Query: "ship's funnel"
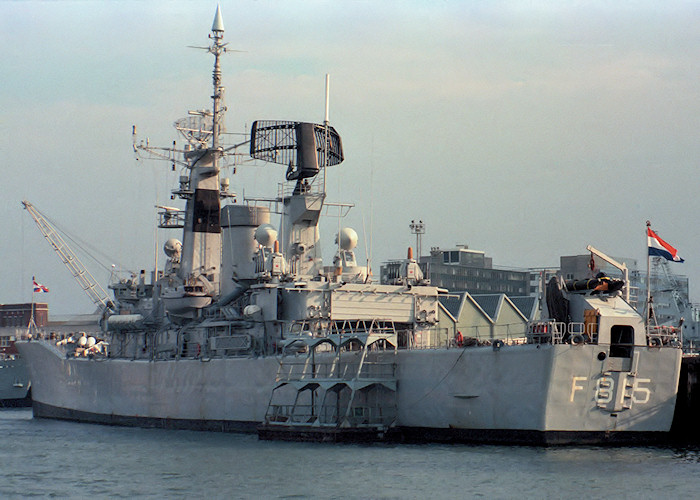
[221,205,270,292]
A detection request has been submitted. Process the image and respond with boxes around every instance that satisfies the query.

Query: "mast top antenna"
[212,5,225,33]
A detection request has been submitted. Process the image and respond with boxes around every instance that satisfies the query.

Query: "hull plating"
[18,340,681,444]
[0,358,31,406]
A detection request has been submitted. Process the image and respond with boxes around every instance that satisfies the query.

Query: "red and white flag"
[33,278,49,293]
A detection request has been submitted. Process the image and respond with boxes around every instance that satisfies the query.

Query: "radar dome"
[337,227,358,251]
[164,238,183,258]
[254,224,278,248]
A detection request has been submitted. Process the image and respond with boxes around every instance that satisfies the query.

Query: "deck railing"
[526,321,599,345]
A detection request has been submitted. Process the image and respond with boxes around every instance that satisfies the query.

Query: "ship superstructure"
[17,7,682,445]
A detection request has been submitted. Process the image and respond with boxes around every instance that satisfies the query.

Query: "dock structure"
[671,354,700,442]
[258,321,399,442]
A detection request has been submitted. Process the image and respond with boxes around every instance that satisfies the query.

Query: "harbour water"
[2,409,700,499]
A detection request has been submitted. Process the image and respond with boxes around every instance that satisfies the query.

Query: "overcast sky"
[2,1,698,315]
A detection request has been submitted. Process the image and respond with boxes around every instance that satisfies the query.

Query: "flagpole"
[29,275,36,338]
[645,221,651,332]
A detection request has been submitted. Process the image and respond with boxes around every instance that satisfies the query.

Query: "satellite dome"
[254,224,278,248]
[164,239,182,258]
[338,227,358,251]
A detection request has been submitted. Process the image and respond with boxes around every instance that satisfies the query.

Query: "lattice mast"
[130,6,236,317]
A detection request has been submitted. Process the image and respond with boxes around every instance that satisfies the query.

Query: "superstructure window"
[193,188,221,233]
[610,325,634,358]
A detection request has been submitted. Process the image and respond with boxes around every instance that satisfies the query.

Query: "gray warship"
[0,337,30,407]
[0,304,40,407]
[17,7,682,444]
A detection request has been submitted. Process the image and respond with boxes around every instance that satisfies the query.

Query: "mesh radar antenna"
[248,75,343,196]
[248,120,344,195]
[248,76,347,279]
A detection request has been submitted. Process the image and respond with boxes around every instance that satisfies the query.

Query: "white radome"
[338,227,358,251]
[164,238,182,258]
[255,224,278,248]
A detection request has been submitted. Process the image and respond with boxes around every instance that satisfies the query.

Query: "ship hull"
[0,357,31,408]
[17,340,681,445]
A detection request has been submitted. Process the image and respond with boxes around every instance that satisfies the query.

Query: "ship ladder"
[259,326,398,442]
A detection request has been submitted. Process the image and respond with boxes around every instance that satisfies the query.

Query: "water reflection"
[673,446,700,463]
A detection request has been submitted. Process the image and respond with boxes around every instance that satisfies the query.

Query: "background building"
[439,292,535,342]
[381,245,530,296]
[381,240,698,341]
[0,302,101,343]
[0,303,48,328]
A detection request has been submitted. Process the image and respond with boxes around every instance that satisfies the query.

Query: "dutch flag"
[33,278,49,293]
[647,227,684,263]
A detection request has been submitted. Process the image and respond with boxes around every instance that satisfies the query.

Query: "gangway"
[259,320,398,442]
